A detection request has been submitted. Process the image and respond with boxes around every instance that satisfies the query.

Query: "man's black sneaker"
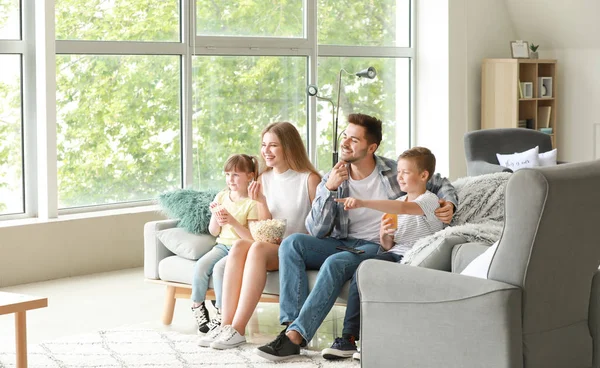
[192,303,210,334]
[255,329,300,361]
[278,327,307,347]
[321,336,358,360]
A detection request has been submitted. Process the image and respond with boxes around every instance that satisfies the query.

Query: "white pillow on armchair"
[460,241,499,279]
[496,146,540,172]
[538,148,558,166]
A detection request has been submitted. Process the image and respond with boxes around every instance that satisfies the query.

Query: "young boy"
[323,146,444,360]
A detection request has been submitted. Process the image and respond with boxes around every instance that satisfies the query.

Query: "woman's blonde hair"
[261,122,319,177]
[223,154,259,180]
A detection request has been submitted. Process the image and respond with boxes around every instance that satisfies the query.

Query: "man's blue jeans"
[278,233,380,342]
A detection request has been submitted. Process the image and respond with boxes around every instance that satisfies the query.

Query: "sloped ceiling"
[505,0,600,49]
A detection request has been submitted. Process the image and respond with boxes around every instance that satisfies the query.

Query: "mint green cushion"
[158,189,219,235]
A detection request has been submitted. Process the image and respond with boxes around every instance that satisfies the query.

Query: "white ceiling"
[505,0,600,49]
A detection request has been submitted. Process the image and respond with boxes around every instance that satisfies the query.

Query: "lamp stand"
[332,69,345,166]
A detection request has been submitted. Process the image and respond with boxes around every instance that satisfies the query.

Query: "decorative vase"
[530,51,538,59]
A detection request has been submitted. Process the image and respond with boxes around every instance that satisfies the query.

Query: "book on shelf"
[518,79,523,98]
[538,106,551,128]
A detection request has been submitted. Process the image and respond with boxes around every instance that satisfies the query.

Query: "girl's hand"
[334,197,363,210]
[210,202,224,214]
[248,181,267,204]
[216,208,237,226]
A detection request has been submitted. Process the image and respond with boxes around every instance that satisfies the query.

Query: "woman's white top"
[260,169,312,238]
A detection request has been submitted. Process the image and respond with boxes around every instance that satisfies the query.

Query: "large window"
[0,0,20,40]
[315,57,410,171]
[0,55,22,215]
[55,0,180,42]
[191,56,307,190]
[196,0,304,38]
[318,0,410,47]
[56,55,181,208]
[54,0,183,210]
[0,0,24,216]
[0,0,413,219]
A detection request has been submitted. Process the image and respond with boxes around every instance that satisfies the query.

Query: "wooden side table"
[0,292,48,368]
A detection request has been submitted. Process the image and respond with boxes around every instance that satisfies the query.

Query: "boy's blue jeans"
[342,251,403,339]
[191,243,230,307]
[278,233,380,342]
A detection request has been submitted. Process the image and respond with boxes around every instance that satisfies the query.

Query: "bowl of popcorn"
[249,219,287,244]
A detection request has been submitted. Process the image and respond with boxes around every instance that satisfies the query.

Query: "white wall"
[415,0,450,177]
[543,48,600,162]
[0,209,165,287]
[448,0,468,180]
[416,0,515,179]
[462,0,516,176]
[504,0,600,162]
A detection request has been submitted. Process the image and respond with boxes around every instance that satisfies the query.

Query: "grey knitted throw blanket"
[401,172,511,265]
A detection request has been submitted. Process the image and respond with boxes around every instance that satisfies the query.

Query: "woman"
[198,122,320,349]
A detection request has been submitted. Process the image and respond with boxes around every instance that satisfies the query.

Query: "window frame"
[3,0,415,220]
[0,0,27,220]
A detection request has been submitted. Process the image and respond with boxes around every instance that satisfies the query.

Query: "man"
[255,113,458,361]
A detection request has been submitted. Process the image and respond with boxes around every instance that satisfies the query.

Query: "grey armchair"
[358,160,600,368]
[465,128,553,176]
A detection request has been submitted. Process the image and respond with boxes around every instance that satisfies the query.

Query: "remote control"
[335,245,365,254]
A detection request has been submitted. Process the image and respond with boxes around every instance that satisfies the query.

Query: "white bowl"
[249,219,287,244]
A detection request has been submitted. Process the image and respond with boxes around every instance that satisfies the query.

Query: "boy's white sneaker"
[210,325,246,349]
[352,352,361,360]
[198,325,224,347]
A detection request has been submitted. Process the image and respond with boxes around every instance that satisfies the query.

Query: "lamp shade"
[355,67,377,79]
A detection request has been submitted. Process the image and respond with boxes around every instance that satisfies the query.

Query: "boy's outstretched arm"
[335,197,424,216]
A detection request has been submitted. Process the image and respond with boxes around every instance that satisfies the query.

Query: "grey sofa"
[465,128,554,176]
[358,160,600,368]
[144,175,507,325]
[144,220,353,324]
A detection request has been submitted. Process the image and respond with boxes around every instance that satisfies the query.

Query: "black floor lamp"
[307,67,377,166]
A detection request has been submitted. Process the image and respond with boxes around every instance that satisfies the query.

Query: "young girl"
[198,122,321,349]
[191,154,259,335]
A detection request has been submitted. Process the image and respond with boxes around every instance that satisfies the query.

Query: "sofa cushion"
[405,235,468,271]
[451,242,491,273]
[158,189,219,235]
[157,228,216,260]
[158,256,350,303]
[159,256,206,286]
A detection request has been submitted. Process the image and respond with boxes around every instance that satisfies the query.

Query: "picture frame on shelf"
[538,77,553,98]
[510,40,530,59]
[520,82,533,98]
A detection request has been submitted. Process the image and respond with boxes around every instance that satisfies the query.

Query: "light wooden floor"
[0,268,345,350]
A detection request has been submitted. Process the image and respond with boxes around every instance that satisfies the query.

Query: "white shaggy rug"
[0,329,357,367]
